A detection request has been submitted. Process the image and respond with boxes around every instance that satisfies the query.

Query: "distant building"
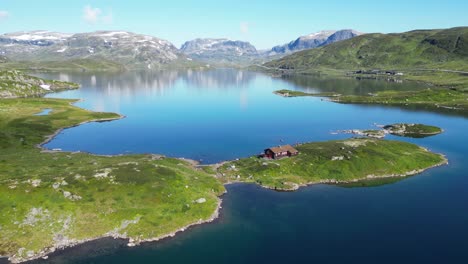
[264,145,299,159]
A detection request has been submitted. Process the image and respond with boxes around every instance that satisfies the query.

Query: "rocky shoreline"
[8,197,224,263]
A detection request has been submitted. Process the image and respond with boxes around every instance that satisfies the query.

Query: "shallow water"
[34,108,52,116]
[25,69,468,264]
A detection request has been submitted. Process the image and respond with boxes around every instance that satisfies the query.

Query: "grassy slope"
[0,71,79,98]
[0,98,224,261]
[217,138,446,191]
[265,27,468,72]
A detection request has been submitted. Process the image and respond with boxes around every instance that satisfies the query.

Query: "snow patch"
[96,31,129,37]
[40,85,51,90]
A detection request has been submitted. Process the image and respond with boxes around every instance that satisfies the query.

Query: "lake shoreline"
[7,198,224,264]
[9,148,448,263]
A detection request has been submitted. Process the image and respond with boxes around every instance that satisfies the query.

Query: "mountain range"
[0,30,193,70]
[0,29,362,70]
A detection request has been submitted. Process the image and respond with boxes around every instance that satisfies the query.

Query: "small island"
[335,123,443,139]
[216,138,447,191]
[0,72,448,263]
[383,123,443,138]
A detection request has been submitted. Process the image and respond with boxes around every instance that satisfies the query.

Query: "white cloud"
[0,10,9,21]
[83,5,101,24]
[240,22,249,34]
[82,5,112,24]
[102,12,113,24]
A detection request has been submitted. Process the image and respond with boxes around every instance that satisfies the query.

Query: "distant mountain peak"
[270,29,363,55]
[180,38,258,66]
[301,30,337,40]
[180,38,257,54]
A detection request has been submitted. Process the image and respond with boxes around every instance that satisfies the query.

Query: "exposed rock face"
[180,38,258,65]
[269,29,362,55]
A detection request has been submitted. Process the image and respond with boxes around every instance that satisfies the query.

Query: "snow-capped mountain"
[46,31,180,67]
[0,31,71,56]
[180,38,258,65]
[0,31,186,69]
[0,29,363,68]
[269,29,362,55]
[0,30,71,45]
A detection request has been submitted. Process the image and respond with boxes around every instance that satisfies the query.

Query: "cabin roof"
[266,145,298,154]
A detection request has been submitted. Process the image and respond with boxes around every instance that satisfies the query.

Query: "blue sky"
[0,0,467,49]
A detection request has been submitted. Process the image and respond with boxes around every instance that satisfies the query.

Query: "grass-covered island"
[216,138,447,191]
[383,123,443,138]
[0,72,448,263]
[336,123,443,139]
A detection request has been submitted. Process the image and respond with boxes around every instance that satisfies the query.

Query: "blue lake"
[27,69,468,264]
[40,70,460,164]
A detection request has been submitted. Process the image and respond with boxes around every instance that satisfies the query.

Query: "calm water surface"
[26,69,468,263]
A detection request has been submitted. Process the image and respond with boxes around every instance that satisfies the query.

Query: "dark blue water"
[29,69,468,264]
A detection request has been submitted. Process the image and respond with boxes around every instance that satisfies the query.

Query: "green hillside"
[265,27,468,72]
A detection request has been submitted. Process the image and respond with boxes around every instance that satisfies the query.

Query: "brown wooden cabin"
[264,145,299,159]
